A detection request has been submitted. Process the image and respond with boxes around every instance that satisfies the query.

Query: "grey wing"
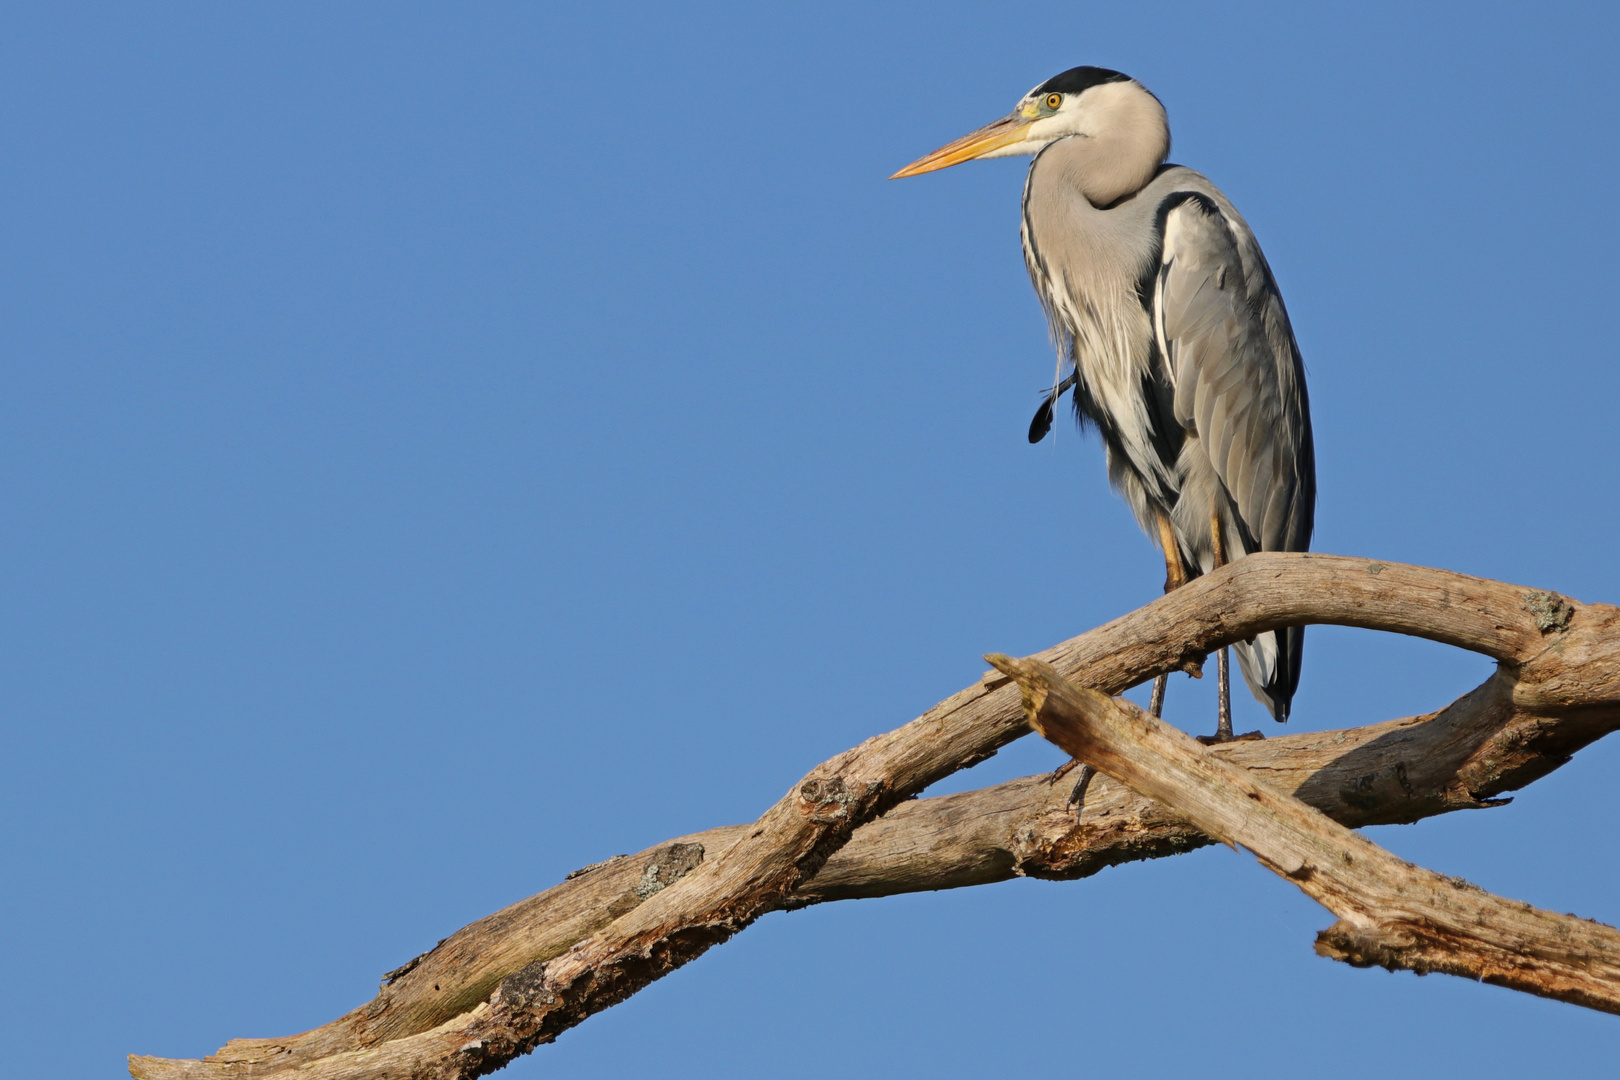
[1153,193,1314,557]
[1152,192,1315,722]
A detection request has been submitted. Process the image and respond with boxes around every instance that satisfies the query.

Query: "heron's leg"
[1211,506,1233,741]
[1157,509,1188,593]
[1055,511,1189,803]
[1052,510,1185,805]
[1149,509,1187,718]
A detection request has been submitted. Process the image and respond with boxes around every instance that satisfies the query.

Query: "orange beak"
[889,113,1034,179]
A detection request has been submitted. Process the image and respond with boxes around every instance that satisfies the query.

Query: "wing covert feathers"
[1156,194,1314,557]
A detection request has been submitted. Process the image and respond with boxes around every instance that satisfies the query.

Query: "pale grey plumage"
[893,66,1315,723]
[1016,76,1315,721]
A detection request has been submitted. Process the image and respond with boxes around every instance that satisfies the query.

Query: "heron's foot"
[1048,758,1100,818]
[1195,729,1265,746]
[1047,757,1083,785]
[1066,763,1095,818]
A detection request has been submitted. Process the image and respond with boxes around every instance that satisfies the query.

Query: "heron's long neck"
[1048,88,1169,207]
[1021,142,1168,436]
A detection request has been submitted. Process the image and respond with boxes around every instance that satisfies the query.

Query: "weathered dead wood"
[806,667,1620,899]
[129,554,1620,1080]
[989,652,1620,1014]
[150,672,1615,1080]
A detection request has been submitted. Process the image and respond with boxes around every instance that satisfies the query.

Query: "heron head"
[890,66,1169,181]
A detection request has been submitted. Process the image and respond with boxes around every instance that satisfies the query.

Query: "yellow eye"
[1045,93,1062,109]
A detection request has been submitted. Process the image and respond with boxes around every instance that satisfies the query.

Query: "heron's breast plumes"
[1023,154,1173,518]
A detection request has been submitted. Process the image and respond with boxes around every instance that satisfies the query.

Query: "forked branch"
[988,652,1620,1011]
[130,555,1620,1080]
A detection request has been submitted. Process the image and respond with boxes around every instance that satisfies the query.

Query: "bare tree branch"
[988,651,1620,1012]
[129,555,1620,1080]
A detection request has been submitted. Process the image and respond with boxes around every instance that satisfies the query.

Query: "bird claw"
[1045,759,1097,819]
[1047,757,1083,785]
[1195,729,1264,746]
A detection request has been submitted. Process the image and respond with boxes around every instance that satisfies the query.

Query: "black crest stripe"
[1034,66,1131,96]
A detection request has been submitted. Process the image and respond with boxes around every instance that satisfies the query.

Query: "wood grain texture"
[988,652,1620,1012]
[129,554,1620,1080]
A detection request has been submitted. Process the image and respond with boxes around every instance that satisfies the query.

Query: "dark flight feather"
[1028,373,1078,443]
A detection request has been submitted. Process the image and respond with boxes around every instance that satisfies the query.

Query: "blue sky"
[3,3,1618,1077]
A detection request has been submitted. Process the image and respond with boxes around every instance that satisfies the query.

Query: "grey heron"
[893,67,1315,740]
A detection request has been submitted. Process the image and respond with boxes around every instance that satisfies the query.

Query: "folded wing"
[1153,192,1315,719]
